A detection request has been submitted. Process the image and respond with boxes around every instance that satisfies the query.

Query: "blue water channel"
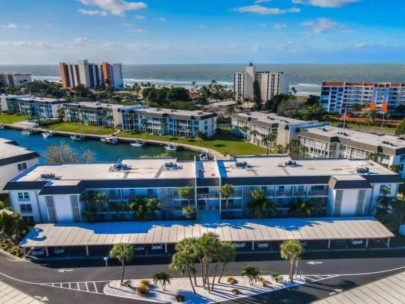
[0,128,198,163]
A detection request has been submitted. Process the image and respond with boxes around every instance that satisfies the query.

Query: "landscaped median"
[103,275,304,304]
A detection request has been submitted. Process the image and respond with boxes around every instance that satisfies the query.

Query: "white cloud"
[255,0,271,3]
[2,23,18,29]
[273,23,288,29]
[158,17,167,22]
[292,0,360,8]
[78,9,107,16]
[232,5,300,15]
[129,28,149,33]
[301,18,339,34]
[71,37,89,46]
[79,0,147,17]
[134,15,145,20]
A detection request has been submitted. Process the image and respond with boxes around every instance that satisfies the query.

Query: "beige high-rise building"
[233,63,288,101]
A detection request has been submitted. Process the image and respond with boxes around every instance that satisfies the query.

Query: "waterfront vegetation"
[46,122,114,135]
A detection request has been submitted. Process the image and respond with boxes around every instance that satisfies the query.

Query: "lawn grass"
[119,129,267,156]
[0,113,28,124]
[330,121,396,135]
[47,122,114,135]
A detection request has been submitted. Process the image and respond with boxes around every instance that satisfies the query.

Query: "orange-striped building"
[321,82,405,114]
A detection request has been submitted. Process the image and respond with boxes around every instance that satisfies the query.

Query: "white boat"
[101,136,119,145]
[199,152,209,161]
[21,129,32,135]
[42,131,53,138]
[130,140,145,148]
[70,134,85,141]
[0,124,4,130]
[165,143,178,152]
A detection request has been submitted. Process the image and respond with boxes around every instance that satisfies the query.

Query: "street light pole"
[103,256,110,287]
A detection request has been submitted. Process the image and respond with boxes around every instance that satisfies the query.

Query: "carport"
[19,216,394,257]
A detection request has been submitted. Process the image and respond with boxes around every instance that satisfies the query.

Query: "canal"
[0,129,199,163]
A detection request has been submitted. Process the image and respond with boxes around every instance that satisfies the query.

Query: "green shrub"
[271,273,280,280]
[136,283,149,296]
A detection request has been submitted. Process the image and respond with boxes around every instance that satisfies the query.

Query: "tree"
[182,205,197,220]
[95,191,109,212]
[241,266,260,285]
[288,198,311,217]
[44,143,79,164]
[280,240,304,283]
[161,121,168,135]
[141,118,148,131]
[240,126,249,140]
[395,118,405,136]
[248,188,275,218]
[287,139,301,158]
[262,131,277,156]
[196,232,221,292]
[219,184,234,214]
[175,238,199,287]
[109,243,134,285]
[179,186,194,206]
[263,93,290,112]
[153,272,172,291]
[195,130,205,145]
[249,129,259,143]
[352,103,362,112]
[57,107,65,120]
[0,211,26,244]
[129,197,160,221]
[217,242,236,283]
[369,109,377,122]
[170,251,197,294]
[253,80,261,110]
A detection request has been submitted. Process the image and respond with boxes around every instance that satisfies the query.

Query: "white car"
[32,248,45,256]
[235,242,246,248]
[53,248,65,255]
[134,246,146,252]
[257,242,269,249]
[151,244,163,250]
[351,240,363,245]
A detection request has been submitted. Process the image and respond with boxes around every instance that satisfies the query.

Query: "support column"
[365,239,369,248]
[386,238,391,248]
[252,241,255,251]
[165,243,168,254]
[327,239,331,249]
[86,245,89,256]
[45,247,49,257]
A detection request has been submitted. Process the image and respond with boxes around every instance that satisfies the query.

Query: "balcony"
[293,191,306,197]
[197,193,219,199]
[276,192,292,197]
[308,191,328,196]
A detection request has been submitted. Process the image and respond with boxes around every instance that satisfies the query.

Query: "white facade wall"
[0,158,39,194]
[112,64,124,90]
[10,190,42,222]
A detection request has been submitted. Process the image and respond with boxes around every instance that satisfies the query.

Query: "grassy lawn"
[0,113,28,124]
[119,129,267,156]
[47,122,114,135]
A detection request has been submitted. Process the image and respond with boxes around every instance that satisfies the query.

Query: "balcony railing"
[276,192,292,197]
[308,191,328,196]
[197,193,220,199]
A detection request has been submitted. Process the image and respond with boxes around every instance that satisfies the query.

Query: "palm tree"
[249,129,259,143]
[175,238,199,286]
[240,126,249,140]
[217,242,236,283]
[141,118,148,132]
[195,130,205,145]
[219,184,234,215]
[153,272,172,291]
[289,198,311,217]
[170,251,197,294]
[179,186,194,206]
[182,205,197,220]
[280,240,304,283]
[369,109,377,122]
[352,103,362,112]
[109,243,134,285]
[386,112,392,124]
[248,188,275,218]
[241,266,260,285]
[161,121,168,135]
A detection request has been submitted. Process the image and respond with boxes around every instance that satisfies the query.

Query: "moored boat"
[165,143,178,151]
[70,134,85,141]
[101,136,119,145]
[130,139,145,148]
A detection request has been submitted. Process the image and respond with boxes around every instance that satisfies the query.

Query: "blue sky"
[0,0,403,64]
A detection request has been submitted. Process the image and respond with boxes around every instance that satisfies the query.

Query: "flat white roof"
[302,126,405,150]
[315,271,405,304]
[234,112,312,125]
[0,138,37,161]
[0,281,41,304]
[67,102,123,110]
[136,107,213,118]
[16,158,196,182]
[218,157,396,178]
[20,217,394,248]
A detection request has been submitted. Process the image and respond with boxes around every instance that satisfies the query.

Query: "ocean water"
[1,63,404,95]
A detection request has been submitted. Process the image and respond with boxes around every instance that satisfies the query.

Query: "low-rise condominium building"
[299,125,405,178]
[0,73,32,88]
[231,111,326,147]
[4,156,401,224]
[321,81,405,114]
[0,138,39,196]
[59,60,123,90]
[0,94,68,119]
[234,63,288,101]
[121,107,217,138]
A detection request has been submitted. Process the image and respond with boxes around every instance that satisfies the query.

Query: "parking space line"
[93,282,98,293]
[85,282,89,292]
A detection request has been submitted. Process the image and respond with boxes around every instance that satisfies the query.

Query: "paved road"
[0,249,404,303]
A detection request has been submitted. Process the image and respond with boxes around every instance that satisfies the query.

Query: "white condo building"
[321,82,405,113]
[0,73,32,88]
[0,138,39,196]
[234,63,288,101]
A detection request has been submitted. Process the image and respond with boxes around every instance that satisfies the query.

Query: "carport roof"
[314,271,405,304]
[19,217,394,248]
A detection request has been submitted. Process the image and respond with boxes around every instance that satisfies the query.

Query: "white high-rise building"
[234,63,288,101]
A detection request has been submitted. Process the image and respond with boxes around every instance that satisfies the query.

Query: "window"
[334,190,343,216]
[17,163,27,171]
[20,204,32,213]
[22,216,35,224]
[17,192,30,201]
[356,190,366,215]
[400,154,405,162]
[379,185,391,195]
